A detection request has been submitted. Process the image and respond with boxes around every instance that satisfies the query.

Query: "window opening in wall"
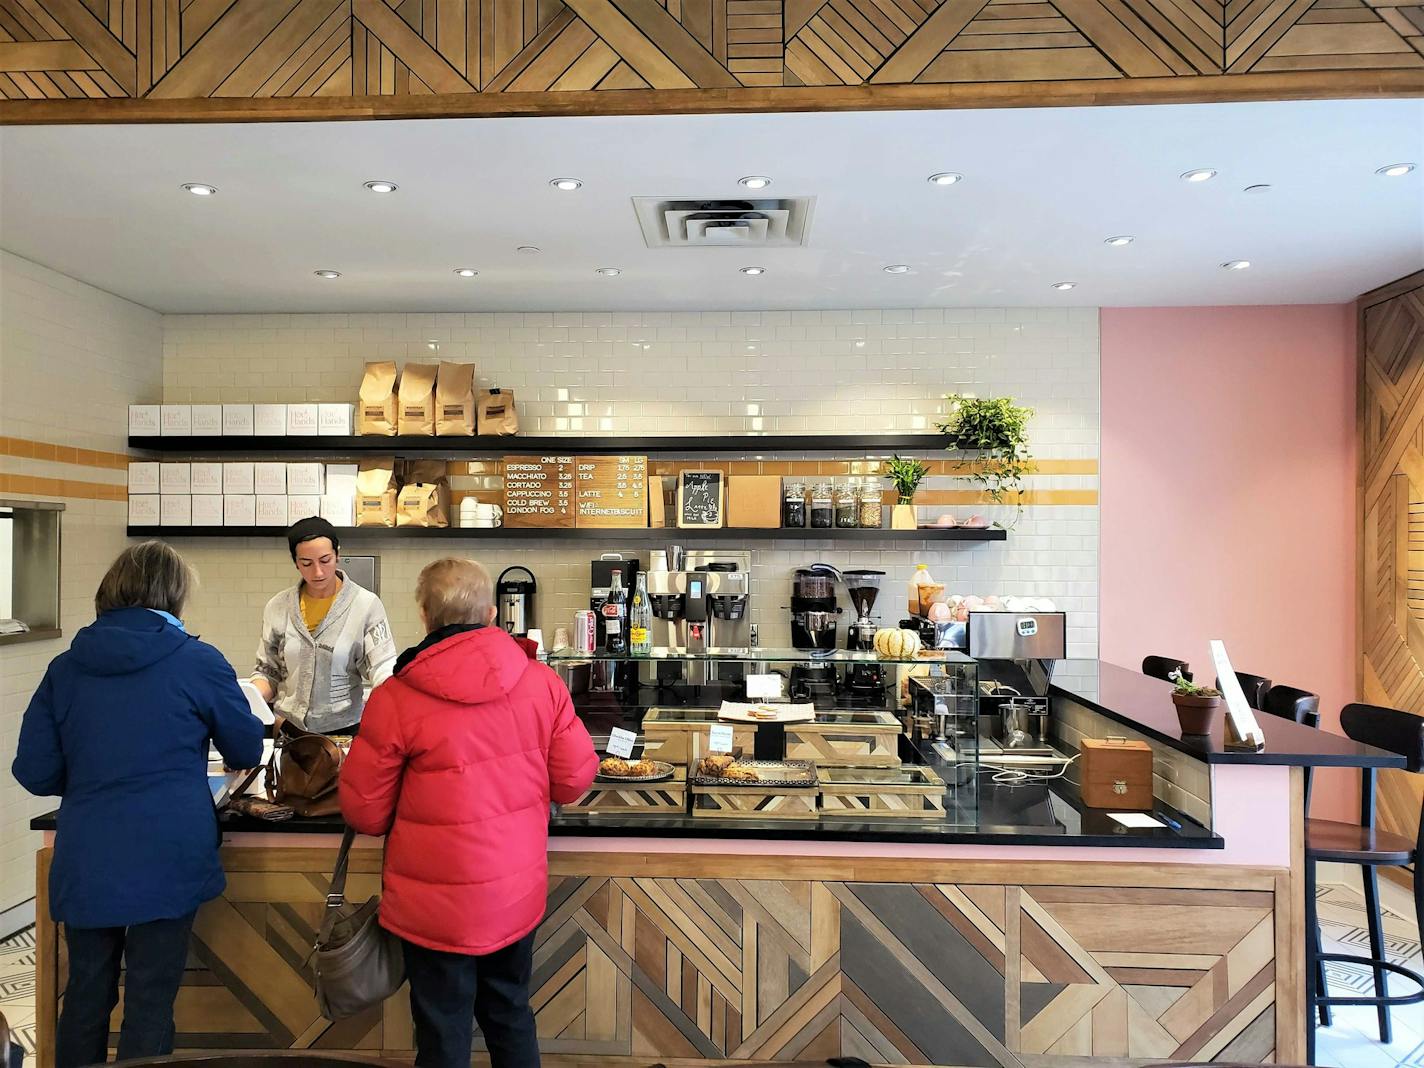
[0,499,63,643]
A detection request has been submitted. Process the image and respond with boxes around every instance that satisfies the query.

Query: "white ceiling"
[1,99,1421,313]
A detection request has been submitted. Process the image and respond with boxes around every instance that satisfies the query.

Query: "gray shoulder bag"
[313,827,406,1020]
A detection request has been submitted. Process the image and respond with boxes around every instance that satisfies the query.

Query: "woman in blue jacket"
[12,541,264,1068]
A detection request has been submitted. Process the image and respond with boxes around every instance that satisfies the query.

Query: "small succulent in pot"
[884,455,930,530]
[1169,670,1223,735]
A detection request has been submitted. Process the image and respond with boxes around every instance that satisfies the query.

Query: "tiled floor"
[0,879,1417,1066]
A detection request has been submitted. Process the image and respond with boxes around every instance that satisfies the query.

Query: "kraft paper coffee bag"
[355,459,397,527]
[398,362,438,436]
[396,460,449,528]
[357,362,399,436]
[476,389,519,436]
[436,362,477,436]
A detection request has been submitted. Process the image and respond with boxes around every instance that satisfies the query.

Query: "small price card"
[606,728,637,759]
[708,724,735,754]
[746,673,783,700]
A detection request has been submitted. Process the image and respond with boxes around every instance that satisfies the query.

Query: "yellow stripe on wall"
[0,436,131,470]
[0,474,127,501]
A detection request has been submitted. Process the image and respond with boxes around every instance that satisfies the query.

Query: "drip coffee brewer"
[843,569,887,697]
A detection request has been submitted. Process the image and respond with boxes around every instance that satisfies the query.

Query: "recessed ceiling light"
[883,264,911,274]
[1221,260,1251,271]
[517,245,541,254]
[739,266,766,275]
[1104,235,1134,247]
[1377,164,1416,178]
[181,183,217,196]
[313,269,342,279]
[363,180,398,193]
[1180,169,1217,183]
[927,172,964,186]
[1244,184,1272,194]
[549,178,583,191]
[595,267,622,276]
[1050,281,1077,291]
[453,268,478,277]
[738,176,772,190]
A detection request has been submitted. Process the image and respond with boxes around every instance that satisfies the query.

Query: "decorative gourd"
[874,627,923,659]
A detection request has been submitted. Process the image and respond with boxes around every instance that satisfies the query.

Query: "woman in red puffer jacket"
[340,558,597,1068]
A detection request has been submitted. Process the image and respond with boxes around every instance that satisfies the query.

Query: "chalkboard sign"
[677,469,724,528]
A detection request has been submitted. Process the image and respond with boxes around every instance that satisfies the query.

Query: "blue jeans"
[402,931,539,1068]
[57,912,195,1068]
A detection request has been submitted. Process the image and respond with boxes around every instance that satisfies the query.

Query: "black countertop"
[1050,661,1405,768]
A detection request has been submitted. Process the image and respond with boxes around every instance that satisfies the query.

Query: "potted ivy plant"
[883,455,929,530]
[937,393,1033,529]
[1169,671,1223,735]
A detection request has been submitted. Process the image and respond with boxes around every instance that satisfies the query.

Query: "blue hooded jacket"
[12,607,265,928]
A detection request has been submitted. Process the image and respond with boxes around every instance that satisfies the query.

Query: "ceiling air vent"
[633,197,816,248]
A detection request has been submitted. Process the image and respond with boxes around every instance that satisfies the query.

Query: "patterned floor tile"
[0,927,37,1055]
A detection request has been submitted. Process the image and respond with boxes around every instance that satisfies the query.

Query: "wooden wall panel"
[1359,269,1424,860]
[33,846,1289,1067]
[0,0,1421,116]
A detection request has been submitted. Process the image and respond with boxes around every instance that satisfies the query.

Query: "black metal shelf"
[126,434,948,456]
[126,525,1006,542]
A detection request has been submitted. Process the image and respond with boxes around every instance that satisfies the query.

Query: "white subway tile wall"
[162,310,1100,670]
[0,252,164,922]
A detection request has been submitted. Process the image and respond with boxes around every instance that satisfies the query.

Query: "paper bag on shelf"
[355,459,398,527]
[398,362,438,436]
[396,460,449,527]
[476,389,519,436]
[356,361,399,436]
[436,362,477,436]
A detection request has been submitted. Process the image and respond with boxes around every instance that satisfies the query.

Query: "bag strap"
[327,826,357,910]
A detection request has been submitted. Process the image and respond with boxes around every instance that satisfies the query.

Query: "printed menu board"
[502,455,575,528]
[575,455,648,528]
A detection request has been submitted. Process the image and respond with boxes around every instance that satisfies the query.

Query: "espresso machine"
[790,564,840,652]
[968,611,1067,751]
[496,566,536,638]
[842,569,887,699]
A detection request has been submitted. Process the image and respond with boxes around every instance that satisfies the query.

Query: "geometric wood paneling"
[0,0,1420,114]
[33,846,1293,1067]
[1359,268,1424,865]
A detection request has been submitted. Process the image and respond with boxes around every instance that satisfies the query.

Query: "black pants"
[402,932,539,1068]
[56,912,195,1068]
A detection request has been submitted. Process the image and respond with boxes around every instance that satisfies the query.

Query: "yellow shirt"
[300,590,338,634]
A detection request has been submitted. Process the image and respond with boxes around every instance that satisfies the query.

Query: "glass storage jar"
[782,480,807,527]
[858,478,884,528]
[809,481,834,528]
[835,480,859,528]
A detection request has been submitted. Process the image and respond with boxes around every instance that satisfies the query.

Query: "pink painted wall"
[1099,305,1358,818]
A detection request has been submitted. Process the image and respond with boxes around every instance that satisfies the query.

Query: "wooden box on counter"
[641,707,755,764]
[1079,737,1154,809]
[819,765,947,819]
[784,709,903,768]
[563,768,687,816]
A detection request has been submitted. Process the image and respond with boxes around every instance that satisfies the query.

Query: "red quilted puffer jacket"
[340,625,597,954]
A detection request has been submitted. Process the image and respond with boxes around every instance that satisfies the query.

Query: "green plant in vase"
[884,455,929,529]
[937,393,1033,529]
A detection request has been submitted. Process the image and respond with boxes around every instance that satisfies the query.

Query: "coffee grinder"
[842,569,887,698]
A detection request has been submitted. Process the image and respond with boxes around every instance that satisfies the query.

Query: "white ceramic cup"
[526,628,545,653]
[475,502,503,523]
[649,550,668,572]
[458,498,480,527]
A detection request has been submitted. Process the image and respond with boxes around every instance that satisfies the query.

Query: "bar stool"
[1216,672,1272,711]
[1305,702,1423,1065]
[1142,655,1191,683]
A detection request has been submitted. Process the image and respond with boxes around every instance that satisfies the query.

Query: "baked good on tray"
[599,756,660,778]
[695,755,760,781]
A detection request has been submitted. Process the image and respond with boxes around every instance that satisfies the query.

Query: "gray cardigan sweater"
[253,574,397,733]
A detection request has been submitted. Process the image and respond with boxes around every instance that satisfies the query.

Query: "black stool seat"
[1307,818,1416,864]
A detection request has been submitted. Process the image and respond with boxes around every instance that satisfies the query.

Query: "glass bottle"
[782,480,807,528]
[603,570,628,654]
[835,479,859,528]
[629,572,652,656]
[809,481,834,528]
[858,478,884,528]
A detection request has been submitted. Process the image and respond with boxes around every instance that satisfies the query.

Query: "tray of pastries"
[690,756,819,788]
[597,757,676,783]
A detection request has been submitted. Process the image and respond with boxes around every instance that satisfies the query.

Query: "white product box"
[159,462,191,495]
[224,495,257,527]
[320,494,355,526]
[161,495,192,527]
[160,405,192,436]
[127,462,160,494]
[256,495,288,527]
[254,462,287,495]
[318,403,353,436]
[191,404,223,435]
[127,494,160,525]
[190,462,223,495]
[222,404,255,436]
[223,462,255,496]
[129,405,161,436]
[286,404,320,435]
[287,495,321,523]
[191,495,225,526]
[325,464,358,497]
[254,404,287,436]
[287,463,324,495]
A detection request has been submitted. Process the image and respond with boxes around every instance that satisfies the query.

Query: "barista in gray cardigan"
[249,517,398,734]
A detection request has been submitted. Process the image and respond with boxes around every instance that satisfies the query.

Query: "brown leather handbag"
[266,722,345,817]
